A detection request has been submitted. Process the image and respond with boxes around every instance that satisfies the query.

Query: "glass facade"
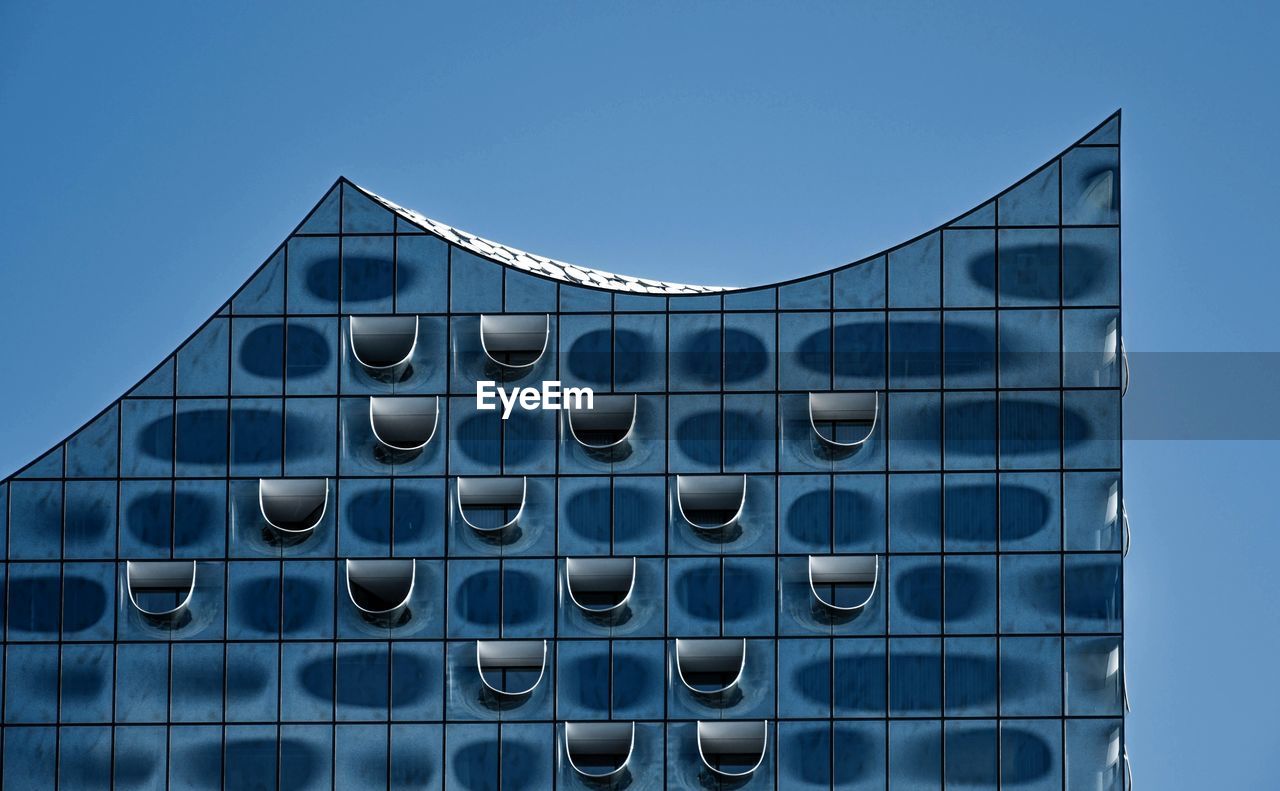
[1,113,1125,789]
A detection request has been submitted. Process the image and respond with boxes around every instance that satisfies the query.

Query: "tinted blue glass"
[1000,309,1061,388]
[66,405,119,478]
[449,248,502,313]
[946,721,998,787]
[120,398,173,477]
[833,311,886,389]
[1001,472,1061,551]
[1063,308,1119,388]
[64,480,115,558]
[447,559,499,638]
[889,232,940,308]
[724,311,776,390]
[558,283,610,312]
[724,393,774,472]
[175,398,228,477]
[780,311,830,390]
[4,726,56,790]
[778,719,831,789]
[1066,553,1123,633]
[282,561,335,638]
[668,394,720,472]
[286,316,338,394]
[723,556,774,635]
[945,637,997,716]
[391,724,441,789]
[945,555,996,634]
[6,644,59,721]
[944,391,996,468]
[115,643,169,722]
[232,247,285,315]
[1001,636,1063,715]
[723,286,776,311]
[280,642,334,721]
[287,236,340,314]
[395,234,448,313]
[890,556,941,634]
[59,726,112,790]
[447,723,498,790]
[61,644,114,722]
[779,638,830,717]
[1065,390,1121,469]
[342,235,395,314]
[613,312,665,391]
[890,718,941,790]
[889,311,940,388]
[10,480,62,559]
[1064,472,1123,551]
[559,313,611,387]
[1066,636,1123,715]
[170,642,223,722]
[232,317,284,395]
[1066,719,1125,790]
[999,229,1060,306]
[612,640,664,719]
[612,475,666,555]
[228,561,281,638]
[1000,555,1061,634]
[281,724,334,788]
[944,473,996,549]
[177,318,229,395]
[1063,146,1119,226]
[834,256,885,309]
[502,558,554,637]
[226,642,279,721]
[834,720,887,790]
[230,398,282,475]
[340,477,391,556]
[1064,227,1120,306]
[337,643,389,721]
[779,275,830,310]
[889,473,940,551]
[7,562,61,638]
[998,160,1059,226]
[888,392,941,470]
[342,184,394,233]
[667,557,719,636]
[943,229,996,307]
[63,562,114,640]
[284,397,337,476]
[1004,718,1063,791]
[943,310,995,388]
[668,312,720,391]
[834,638,886,716]
[1000,391,1061,470]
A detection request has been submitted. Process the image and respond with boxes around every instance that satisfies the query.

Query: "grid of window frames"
[0,114,1125,790]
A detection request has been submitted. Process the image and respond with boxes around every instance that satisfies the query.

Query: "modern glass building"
[0,113,1127,789]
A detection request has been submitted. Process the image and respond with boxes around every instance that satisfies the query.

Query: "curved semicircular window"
[456,477,527,535]
[258,478,328,534]
[566,394,637,449]
[480,314,549,369]
[126,560,198,620]
[675,638,747,697]
[696,720,768,778]
[808,391,879,447]
[349,315,418,370]
[807,555,879,612]
[564,557,636,615]
[675,475,747,530]
[369,396,439,451]
[345,558,416,616]
[476,640,548,698]
[564,722,635,779]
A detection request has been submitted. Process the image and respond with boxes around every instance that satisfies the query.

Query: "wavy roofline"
[0,110,1119,482]
[347,109,1119,296]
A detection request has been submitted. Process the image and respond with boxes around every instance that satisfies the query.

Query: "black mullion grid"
[882,250,891,791]
[662,301,669,791]
[1057,151,1069,791]
[53,440,67,789]
[552,285,561,790]
[278,259,291,791]
[1115,112,1127,791]
[331,191,344,791]
[938,221,948,791]
[440,242,452,788]
[993,181,1004,791]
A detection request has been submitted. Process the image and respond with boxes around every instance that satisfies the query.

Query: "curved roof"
[358,185,729,295]
[349,110,1119,297]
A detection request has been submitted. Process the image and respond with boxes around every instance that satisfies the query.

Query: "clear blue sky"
[2,2,1276,786]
